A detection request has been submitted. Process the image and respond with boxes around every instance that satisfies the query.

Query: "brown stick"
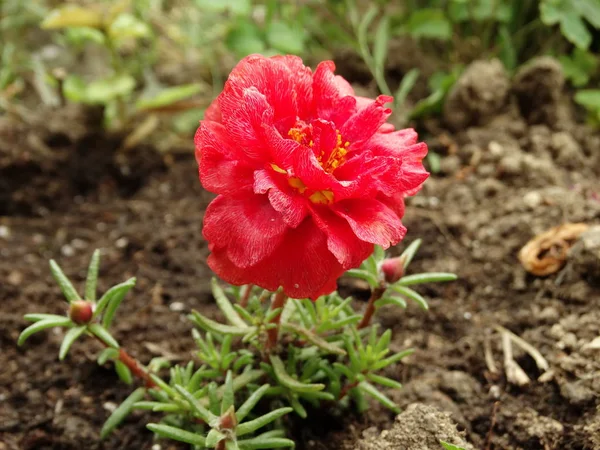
[266,290,287,350]
[338,380,360,400]
[484,401,500,450]
[357,286,386,329]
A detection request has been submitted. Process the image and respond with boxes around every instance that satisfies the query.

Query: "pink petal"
[333,199,406,248]
[203,195,287,269]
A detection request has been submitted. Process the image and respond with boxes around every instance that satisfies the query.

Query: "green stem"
[266,290,287,350]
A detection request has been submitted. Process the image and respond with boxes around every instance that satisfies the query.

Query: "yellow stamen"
[319,130,350,174]
[309,190,334,205]
[271,163,287,174]
[288,177,307,194]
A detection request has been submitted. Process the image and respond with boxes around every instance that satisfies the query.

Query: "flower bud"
[219,406,237,430]
[69,300,94,324]
[381,256,405,284]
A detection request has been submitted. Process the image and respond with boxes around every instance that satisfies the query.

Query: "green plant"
[19,241,457,448]
[575,89,600,126]
[37,2,204,130]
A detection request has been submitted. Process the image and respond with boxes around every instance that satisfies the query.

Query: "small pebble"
[523,191,543,209]
[0,225,10,239]
[61,244,75,257]
[103,401,117,412]
[115,237,129,249]
[169,302,185,312]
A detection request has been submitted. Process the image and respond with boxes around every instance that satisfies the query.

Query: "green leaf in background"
[226,21,266,57]
[64,27,106,46]
[136,83,203,110]
[108,13,152,41]
[63,74,136,105]
[559,49,598,87]
[266,21,306,55]
[573,0,600,28]
[540,0,594,49]
[560,11,591,49]
[498,25,517,71]
[41,5,103,29]
[448,0,510,22]
[405,9,452,40]
[574,89,600,116]
[194,0,251,15]
[373,17,390,76]
[539,1,561,25]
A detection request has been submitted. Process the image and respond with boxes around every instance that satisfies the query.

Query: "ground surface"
[1,57,599,450]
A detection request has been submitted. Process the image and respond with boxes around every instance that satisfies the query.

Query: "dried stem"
[266,290,287,350]
[357,286,386,329]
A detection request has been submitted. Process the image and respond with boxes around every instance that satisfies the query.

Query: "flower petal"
[222,54,313,126]
[254,169,308,228]
[310,205,373,268]
[333,199,406,248]
[203,195,287,268]
[218,87,274,162]
[208,218,343,299]
[341,95,393,144]
[196,122,256,195]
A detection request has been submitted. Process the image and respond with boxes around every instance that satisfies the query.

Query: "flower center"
[287,122,350,174]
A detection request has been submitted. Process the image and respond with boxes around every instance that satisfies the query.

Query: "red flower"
[195,55,428,299]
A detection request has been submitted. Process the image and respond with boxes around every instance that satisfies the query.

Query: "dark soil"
[1,57,600,450]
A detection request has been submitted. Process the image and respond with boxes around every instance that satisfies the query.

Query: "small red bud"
[381,257,405,284]
[219,406,237,430]
[69,300,94,324]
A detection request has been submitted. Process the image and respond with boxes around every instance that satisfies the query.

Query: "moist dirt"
[1,56,599,450]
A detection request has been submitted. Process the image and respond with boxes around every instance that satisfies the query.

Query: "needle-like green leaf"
[88,323,119,348]
[390,285,429,310]
[93,278,136,319]
[147,423,206,446]
[100,387,146,439]
[85,249,100,301]
[18,317,73,346]
[236,407,293,436]
[212,278,247,327]
[49,259,80,302]
[174,385,218,424]
[395,272,457,286]
[236,384,269,423]
[269,355,324,393]
[282,323,346,356]
[59,325,87,360]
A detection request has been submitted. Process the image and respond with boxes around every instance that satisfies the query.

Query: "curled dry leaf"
[519,223,590,276]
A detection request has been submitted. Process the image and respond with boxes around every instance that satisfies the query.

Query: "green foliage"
[440,441,468,450]
[540,0,600,50]
[20,243,457,448]
[575,89,600,126]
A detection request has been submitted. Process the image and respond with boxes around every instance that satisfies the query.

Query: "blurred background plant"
[1,0,599,151]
